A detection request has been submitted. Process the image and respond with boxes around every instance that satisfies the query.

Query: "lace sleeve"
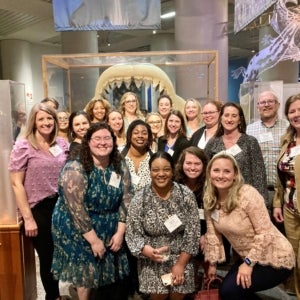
[61,160,93,234]
[204,209,226,264]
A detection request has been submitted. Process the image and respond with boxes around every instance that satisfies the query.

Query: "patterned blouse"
[126,183,200,294]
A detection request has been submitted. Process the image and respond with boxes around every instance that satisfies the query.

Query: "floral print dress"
[52,159,132,288]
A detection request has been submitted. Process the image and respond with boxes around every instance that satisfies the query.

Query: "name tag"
[131,173,140,185]
[226,144,242,156]
[49,145,62,157]
[198,208,205,220]
[259,132,273,143]
[108,171,121,188]
[211,209,219,223]
[164,214,182,233]
[290,145,300,157]
[167,149,174,156]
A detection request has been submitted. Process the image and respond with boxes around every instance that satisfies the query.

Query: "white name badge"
[211,209,219,223]
[198,208,205,220]
[259,132,273,143]
[164,214,182,233]
[290,145,300,157]
[131,173,140,185]
[49,145,63,157]
[226,144,242,156]
[108,171,121,188]
[167,149,174,156]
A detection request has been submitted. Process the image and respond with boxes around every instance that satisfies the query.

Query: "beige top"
[204,184,295,269]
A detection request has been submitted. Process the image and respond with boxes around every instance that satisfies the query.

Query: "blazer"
[190,126,206,147]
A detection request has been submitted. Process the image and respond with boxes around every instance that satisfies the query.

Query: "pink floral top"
[204,184,295,269]
[9,137,68,208]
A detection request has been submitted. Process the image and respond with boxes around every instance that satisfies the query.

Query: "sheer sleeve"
[60,160,93,234]
[118,160,133,223]
[204,209,226,264]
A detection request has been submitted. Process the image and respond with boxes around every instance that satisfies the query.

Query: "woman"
[158,110,190,165]
[146,112,163,152]
[57,110,71,143]
[175,146,209,289]
[126,151,200,300]
[204,102,268,206]
[84,98,110,123]
[68,111,91,159]
[184,98,202,139]
[157,95,173,137]
[51,122,132,300]
[119,92,144,133]
[273,94,300,298]
[190,100,222,149]
[9,103,69,300]
[204,153,295,300]
[107,109,126,152]
[121,119,153,192]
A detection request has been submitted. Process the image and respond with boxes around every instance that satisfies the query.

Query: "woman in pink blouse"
[204,153,295,300]
[9,103,68,300]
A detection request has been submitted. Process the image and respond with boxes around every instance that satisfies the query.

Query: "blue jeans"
[220,259,292,300]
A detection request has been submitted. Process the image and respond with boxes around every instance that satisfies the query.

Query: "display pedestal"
[0,222,37,300]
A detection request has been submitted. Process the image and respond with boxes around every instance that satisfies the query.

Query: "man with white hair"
[246,90,288,211]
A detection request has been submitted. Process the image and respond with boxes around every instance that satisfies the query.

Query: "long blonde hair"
[204,153,244,213]
[119,92,144,118]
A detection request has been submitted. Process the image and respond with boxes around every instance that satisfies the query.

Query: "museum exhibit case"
[42,50,218,112]
[0,80,37,300]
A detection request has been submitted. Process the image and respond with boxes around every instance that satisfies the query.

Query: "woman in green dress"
[52,122,132,300]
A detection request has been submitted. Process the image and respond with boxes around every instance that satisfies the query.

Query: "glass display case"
[42,50,219,112]
[0,80,26,225]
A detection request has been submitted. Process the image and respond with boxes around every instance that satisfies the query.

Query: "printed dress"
[52,159,132,288]
[126,183,200,294]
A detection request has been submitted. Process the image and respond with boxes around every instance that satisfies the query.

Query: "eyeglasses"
[148,121,161,125]
[90,136,112,143]
[58,117,68,121]
[125,100,137,104]
[258,99,277,106]
[201,111,218,116]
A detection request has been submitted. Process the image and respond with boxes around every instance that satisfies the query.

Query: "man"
[246,90,288,210]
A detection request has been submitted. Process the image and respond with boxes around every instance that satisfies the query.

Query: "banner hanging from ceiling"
[53,0,161,31]
[234,0,277,33]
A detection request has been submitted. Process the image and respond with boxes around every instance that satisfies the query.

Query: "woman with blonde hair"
[84,98,110,123]
[145,112,163,152]
[119,92,144,133]
[184,98,202,139]
[204,152,295,300]
[107,109,126,152]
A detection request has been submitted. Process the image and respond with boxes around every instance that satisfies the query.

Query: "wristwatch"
[244,257,256,267]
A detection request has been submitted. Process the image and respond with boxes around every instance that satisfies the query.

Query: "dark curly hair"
[174,146,208,202]
[80,122,122,174]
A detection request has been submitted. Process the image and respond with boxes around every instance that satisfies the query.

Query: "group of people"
[7,90,299,300]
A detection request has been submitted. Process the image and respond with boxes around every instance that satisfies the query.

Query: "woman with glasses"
[184,98,202,139]
[57,110,71,143]
[119,92,144,133]
[51,122,132,300]
[191,100,223,149]
[146,112,163,152]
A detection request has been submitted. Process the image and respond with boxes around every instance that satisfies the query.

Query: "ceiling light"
[153,30,156,34]
[161,11,176,19]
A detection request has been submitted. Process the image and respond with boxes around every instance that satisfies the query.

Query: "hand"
[199,235,205,252]
[24,217,38,237]
[171,262,185,286]
[236,262,253,289]
[142,245,165,262]
[273,207,284,223]
[109,232,124,252]
[90,238,106,259]
[207,264,217,279]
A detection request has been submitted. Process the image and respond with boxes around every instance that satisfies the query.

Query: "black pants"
[31,196,59,300]
[220,259,293,300]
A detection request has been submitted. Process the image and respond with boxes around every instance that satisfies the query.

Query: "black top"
[190,126,206,147]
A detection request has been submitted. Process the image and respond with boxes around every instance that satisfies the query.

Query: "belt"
[267,185,275,191]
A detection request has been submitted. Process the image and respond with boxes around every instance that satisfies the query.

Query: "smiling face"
[221,106,240,133]
[287,99,300,131]
[72,115,90,140]
[57,111,69,130]
[209,158,237,192]
[257,91,279,121]
[92,101,106,122]
[89,128,114,158]
[107,111,124,133]
[167,114,182,136]
[202,103,219,128]
[185,100,199,121]
[183,152,204,180]
[147,114,162,136]
[150,157,173,190]
[158,97,172,119]
[124,94,137,115]
[130,124,149,150]
[35,110,55,137]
